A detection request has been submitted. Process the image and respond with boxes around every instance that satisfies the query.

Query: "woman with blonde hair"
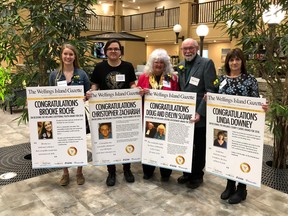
[49,43,90,186]
[154,124,166,140]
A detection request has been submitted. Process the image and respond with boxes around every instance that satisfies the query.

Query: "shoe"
[186,178,203,189]
[143,173,153,180]
[106,173,116,186]
[161,176,170,182]
[124,170,135,183]
[76,173,85,185]
[221,180,236,200]
[177,175,190,184]
[59,174,69,186]
[228,188,247,204]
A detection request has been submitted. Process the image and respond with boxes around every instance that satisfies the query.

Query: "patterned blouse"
[218,73,259,97]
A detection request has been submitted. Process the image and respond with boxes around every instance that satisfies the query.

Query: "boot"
[228,183,247,204]
[220,179,236,200]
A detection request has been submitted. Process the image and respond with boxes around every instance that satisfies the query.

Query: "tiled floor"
[0,110,287,216]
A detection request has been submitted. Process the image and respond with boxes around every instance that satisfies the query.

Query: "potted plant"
[0,0,97,122]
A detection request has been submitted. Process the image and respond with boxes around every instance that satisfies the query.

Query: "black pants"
[183,127,206,180]
[107,163,131,173]
[142,164,172,178]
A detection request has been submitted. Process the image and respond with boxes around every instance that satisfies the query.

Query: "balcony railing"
[122,7,180,32]
[191,0,232,24]
[86,15,115,31]
[85,0,232,32]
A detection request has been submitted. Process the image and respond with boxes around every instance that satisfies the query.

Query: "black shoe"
[221,180,236,200]
[177,175,190,184]
[228,189,247,204]
[186,178,203,189]
[143,173,153,180]
[124,170,135,183]
[106,173,116,186]
[161,176,170,182]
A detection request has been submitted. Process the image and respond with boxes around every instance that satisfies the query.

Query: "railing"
[122,7,179,32]
[191,0,232,24]
[85,0,232,32]
[86,15,115,31]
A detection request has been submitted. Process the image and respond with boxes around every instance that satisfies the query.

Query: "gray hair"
[144,48,174,75]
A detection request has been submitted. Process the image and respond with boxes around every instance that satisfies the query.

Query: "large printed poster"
[26,86,87,168]
[142,89,196,172]
[89,89,142,165]
[206,93,266,187]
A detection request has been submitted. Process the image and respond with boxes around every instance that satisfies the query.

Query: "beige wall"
[139,0,179,14]
[121,41,146,68]
[208,42,231,74]
[146,44,180,62]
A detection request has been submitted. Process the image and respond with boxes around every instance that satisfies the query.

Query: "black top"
[91,60,136,90]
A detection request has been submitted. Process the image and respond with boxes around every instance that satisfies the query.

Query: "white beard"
[185,53,196,61]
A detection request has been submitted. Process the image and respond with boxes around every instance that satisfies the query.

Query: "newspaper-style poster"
[206,92,266,187]
[89,89,142,165]
[26,86,87,168]
[142,89,196,172]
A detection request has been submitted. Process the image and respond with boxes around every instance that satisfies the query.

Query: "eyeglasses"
[107,48,120,52]
[181,47,196,51]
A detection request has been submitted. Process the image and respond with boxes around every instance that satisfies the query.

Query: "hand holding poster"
[142,89,196,172]
[89,89,142,165]
[26,86,88,168]
[206,93,266,187]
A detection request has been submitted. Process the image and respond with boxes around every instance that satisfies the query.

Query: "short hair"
[59,43,80,71]
[144,48,173,76]
[224,48,247,75]
[104,39,122,55]
[99,123,111,131]
[157,124,166,134]
[181,38,199,49]
[217,131,225,140]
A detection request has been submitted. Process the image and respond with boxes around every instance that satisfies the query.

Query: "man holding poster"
[89,39,137,187]
[206,48,268,204]
[177,38,218,189]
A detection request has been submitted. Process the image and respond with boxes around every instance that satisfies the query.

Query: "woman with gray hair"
[137,48,179,181]
[139,48,178,91]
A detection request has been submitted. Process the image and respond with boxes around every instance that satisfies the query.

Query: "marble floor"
[0,110,287,216]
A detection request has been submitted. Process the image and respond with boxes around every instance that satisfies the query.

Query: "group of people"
[48,37,267,205]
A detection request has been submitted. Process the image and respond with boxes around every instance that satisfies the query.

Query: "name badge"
[189,77,200,86]
[57,80,67,86]
[116,74,125,82]
[219,79,227,89]
[163,80,171,88]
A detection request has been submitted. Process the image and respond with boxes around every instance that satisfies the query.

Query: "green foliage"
[214,0,288,168]
[0,0,97,83]
[0,0,97,122]
[0,67,11,101]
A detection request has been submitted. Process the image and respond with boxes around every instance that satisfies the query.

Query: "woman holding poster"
[137,48,179,181]
[218,48,268,204]
[49,43,90,186]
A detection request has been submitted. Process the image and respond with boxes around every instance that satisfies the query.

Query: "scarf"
[149,74,164,89]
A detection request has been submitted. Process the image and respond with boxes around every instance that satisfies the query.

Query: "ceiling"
[98,0,163,9]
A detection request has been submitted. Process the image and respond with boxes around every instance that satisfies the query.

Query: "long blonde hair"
[59,43,81,72]
[55,43,81,82]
